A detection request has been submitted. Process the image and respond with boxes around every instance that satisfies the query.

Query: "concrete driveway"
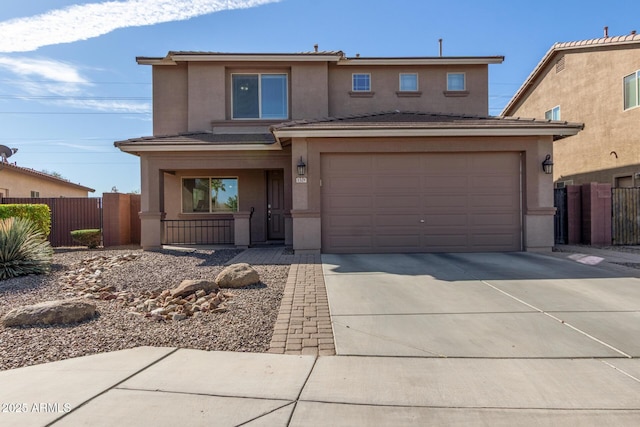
[322,252,640,358]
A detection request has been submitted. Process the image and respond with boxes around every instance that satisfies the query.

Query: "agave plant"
[0,217,53,280]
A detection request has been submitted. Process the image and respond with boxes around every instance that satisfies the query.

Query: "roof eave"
[115,141,283,154]
[338,56,504,66]
[272,126,582,139]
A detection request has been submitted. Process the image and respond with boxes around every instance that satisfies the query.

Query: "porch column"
[524,138,555,252]
[139,156,164,250]
[291,138,321,254]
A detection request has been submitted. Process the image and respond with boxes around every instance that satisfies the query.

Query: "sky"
[0,0,636,195]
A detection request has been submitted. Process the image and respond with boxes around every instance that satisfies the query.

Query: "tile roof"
[115,132,276,147]
[270,111,584,130]
[502,33,640,115]
[0,162,95,192]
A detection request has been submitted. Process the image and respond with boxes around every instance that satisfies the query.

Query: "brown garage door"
[321,152,522,253]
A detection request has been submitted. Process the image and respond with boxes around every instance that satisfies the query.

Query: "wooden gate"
[1,198,102,247]
[612,188,640,245]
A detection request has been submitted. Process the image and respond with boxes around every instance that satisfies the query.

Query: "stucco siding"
[0,167,90,197]
[507,46,640,185]
[328,64,489,116]
[153,65,188,135]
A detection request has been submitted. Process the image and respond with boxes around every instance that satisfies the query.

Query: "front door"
[267,170,285,240]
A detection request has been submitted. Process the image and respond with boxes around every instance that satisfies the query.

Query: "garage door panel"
[470,195,520,208]
[471,213,520,226]
[326,214,373,227]
[374,155,422,170]
[422,176,468,191]
[324,176,372,193]
[374,196,421,209]
[325,195,373,209]
[423,214,468,226]
[375,214,422,226]
[374,176,421,191]
[321,152,522,253]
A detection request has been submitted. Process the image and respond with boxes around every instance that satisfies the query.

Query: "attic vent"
[556,56,565,73]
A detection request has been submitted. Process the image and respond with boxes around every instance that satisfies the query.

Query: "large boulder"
[215,263,260,288]
[170,279,219,298]
[2,299,97,327]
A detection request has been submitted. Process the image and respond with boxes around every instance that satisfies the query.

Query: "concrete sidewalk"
[2,346,640,426]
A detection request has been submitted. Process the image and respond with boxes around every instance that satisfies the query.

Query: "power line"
[0,79,150,85]
[0,111,150,115]
[0,95,150,100]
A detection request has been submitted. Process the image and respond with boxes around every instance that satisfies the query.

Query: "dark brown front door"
[267,170,285,240]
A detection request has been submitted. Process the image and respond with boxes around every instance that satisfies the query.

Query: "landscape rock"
[170,279,219,298]
[2,299,97,327]
[215,263,260,288]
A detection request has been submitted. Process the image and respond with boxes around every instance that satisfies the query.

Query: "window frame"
[399,73,419,92]
[181,176,239,214]
[352,73,371,92]
[446,72,466,91]
[623,70,640,111]
[231,73,288,120]
[545,105,561,121]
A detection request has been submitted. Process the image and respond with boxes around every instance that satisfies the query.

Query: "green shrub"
[0,204,51,237]
[0,217,53,280]
[70,229,101,248]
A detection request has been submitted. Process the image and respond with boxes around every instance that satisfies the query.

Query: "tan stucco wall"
[153,64,188,135]
[0,167,90,197]
[506,46,640,185]
[151,61,490,136]
[328,64,489,116]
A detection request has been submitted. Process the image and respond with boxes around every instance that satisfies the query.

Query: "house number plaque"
[296,177,308,184]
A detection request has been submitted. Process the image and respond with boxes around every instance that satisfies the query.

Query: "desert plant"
[0,204,51,237]
[0,217,53,280]
[70,229,101,248]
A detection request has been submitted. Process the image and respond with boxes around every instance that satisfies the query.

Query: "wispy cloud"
[0,0,281,53]
[0,55,150,114]
[0,56,89,83]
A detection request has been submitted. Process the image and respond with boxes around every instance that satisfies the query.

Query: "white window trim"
[231,73,288,120]
[446,72,466,91]
[399,73,418,91]
[623,70,640,111]
[352,73,371,92]
[545,105,561,121]
[181,176,239,214]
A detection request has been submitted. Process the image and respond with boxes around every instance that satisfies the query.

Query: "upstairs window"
[446,73,466,91]
[232,74,288,119]
[30,191,39,198]
[182,178,238,213]
[545,106,561,120]
[624,71,639,110]
[352,73,371,92]
[399,73,418,91]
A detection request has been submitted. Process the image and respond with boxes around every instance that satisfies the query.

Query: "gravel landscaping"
[0,248,289,371]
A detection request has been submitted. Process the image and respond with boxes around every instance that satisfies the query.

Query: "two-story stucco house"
[115,49,582,253]
[0,162,95,198]
[502,32,640,188]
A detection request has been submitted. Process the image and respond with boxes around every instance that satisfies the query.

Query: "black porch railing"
[162,219,234,245]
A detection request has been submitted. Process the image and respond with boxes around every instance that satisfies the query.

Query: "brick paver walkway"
[227,247,335,356]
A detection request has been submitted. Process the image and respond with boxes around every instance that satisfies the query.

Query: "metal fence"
[553,188,568,244]
[1,197,102,247]
[162,219,234,245]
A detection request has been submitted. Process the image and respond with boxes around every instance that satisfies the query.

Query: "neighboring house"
[115,49,581,254]
[0,162,94,198]
[502,32,640,188]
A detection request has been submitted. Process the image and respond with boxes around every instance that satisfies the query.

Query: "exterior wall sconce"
[542,154,553,174]
[297,157,307,176]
